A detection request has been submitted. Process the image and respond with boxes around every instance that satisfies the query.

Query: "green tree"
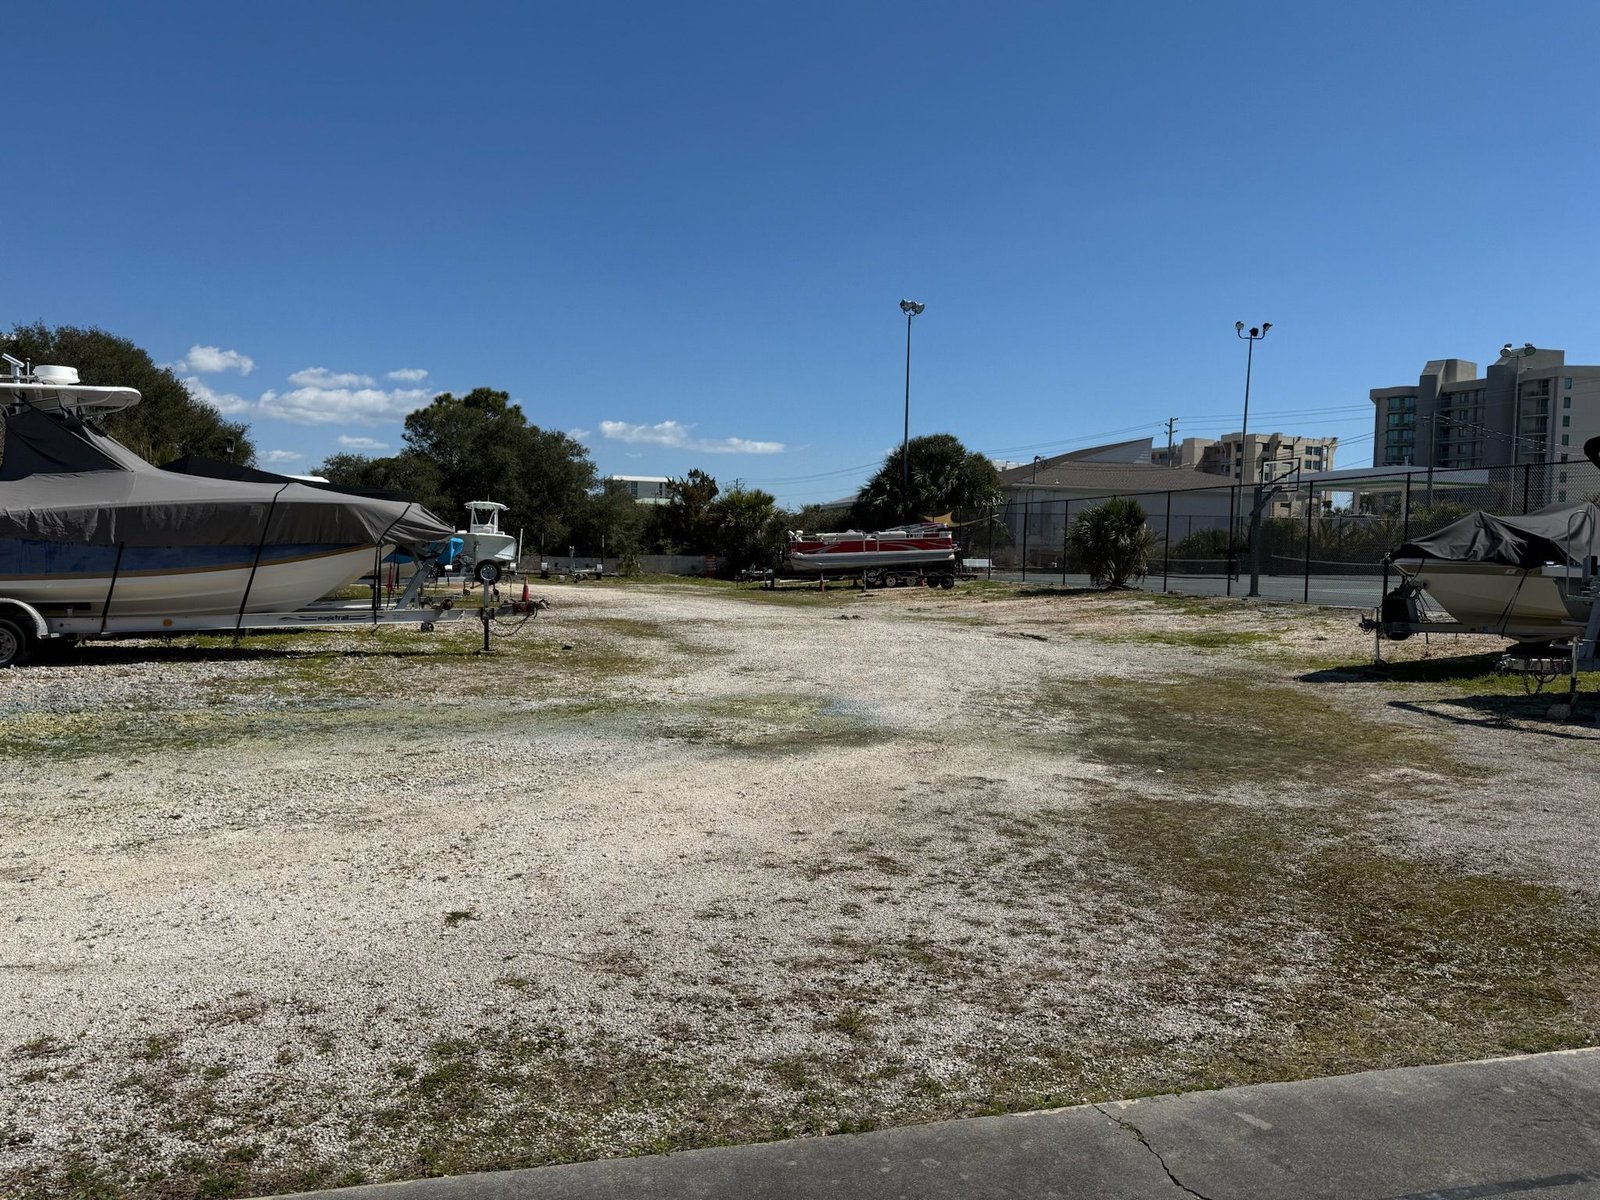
[653,469,721,553]
[1,322,254,465]
[571,479,648,573]
[399,388,596,552]
[786,503,853,535]
[1069,497,1158,588]
[851,434,1000,530]
[710,486,788,575]
[317,450,448,513]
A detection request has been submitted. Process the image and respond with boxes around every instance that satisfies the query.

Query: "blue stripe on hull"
[0,539,367,579]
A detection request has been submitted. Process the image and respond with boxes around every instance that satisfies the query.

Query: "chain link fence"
[950,460,1600,608]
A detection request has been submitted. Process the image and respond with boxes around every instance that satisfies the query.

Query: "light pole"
[1499,341,1541,512]
[899,299,925,516]
[1229,321,1271,593]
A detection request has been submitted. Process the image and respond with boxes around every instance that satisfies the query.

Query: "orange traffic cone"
[521,581,530,602]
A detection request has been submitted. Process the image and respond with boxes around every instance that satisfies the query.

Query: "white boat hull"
[1393,558,1590,640]
[788,548,957,572]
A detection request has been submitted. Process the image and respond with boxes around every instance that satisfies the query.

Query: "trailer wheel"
[474,560,503,586]
[940,574,956,589]
[0,617,34,669]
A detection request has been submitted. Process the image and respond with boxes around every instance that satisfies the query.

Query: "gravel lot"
[3,580,1598,1199]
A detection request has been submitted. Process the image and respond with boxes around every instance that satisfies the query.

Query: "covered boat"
[0,362,453,619]
[1389,500,1600,641]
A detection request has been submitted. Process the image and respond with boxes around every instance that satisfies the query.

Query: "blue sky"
[11,2,1600,506]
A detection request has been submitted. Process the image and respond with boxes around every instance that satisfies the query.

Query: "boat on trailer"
[448,500,519,584]
[785,522,961,587]
[1366,465,1600,706]
[1382,500,1599,645]
[0,357,539,666]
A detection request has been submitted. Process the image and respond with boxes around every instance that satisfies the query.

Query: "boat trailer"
[0,556,548,668]
[1363,574,1600,711]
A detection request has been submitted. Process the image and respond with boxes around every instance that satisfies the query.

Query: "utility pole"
[1163,417,1178,467]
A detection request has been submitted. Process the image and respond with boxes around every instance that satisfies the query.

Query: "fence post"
[1402,473,1412,543]
[1522,462,1531,514]
[1225,484,1237,596]
[1020,498,1029,582]
[1060,500,1069,586]
[987,505,995,580]
[1303,481,1314,604]
[1162,489,1172,593]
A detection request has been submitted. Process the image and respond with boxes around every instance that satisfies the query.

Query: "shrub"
[1068,497,1158,588]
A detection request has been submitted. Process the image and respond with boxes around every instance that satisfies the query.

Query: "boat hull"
[786,530,958,574]
[0,541,382,617]
[787,547,957,572]
[1392,557,1590,641]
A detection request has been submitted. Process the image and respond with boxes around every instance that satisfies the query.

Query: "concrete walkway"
[276,1048,1600,1200]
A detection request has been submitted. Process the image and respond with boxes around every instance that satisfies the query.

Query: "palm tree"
[1069,497,1158,589]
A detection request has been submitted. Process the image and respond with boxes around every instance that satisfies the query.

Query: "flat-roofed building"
[1370,346,1600,506]
[605,474,672,504]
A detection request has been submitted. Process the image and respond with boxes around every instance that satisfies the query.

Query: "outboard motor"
[1377,578,1424,640]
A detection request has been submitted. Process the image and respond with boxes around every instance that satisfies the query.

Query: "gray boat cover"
[0,406,453,548]
[1394,500,1600,570]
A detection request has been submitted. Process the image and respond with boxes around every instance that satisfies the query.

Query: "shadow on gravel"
[34,637,458,666]
[1296,652,1506,685]
[1389,699,1600,740]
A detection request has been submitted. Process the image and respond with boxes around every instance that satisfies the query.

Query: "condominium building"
[1150,432,1337,482]
[1370,347,1600,501]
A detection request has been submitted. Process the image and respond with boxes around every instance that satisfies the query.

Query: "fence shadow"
[1389,698,1600,740]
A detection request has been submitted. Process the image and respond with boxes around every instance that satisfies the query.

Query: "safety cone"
[521,581,530,602]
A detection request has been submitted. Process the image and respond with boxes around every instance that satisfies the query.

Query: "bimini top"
[1393,500,1600,570]
[0,404,452,548]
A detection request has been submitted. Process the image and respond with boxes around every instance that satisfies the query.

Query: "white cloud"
[167,345,254,375]
[598,419,784,455]
[387,368,428,382]
[263,450,303,465]
[183,376,251,415]
[337,435,390,451]
[259,383,431,426]
[568,426,592,441]
[288,367,376,389]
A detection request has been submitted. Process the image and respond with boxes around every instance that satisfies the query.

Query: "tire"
[0,617,34,669]
[940,574,956,589]
[474,560,503,586]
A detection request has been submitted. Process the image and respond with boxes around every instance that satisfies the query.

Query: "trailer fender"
[0,599,50,641]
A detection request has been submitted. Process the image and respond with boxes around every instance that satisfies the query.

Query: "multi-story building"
[1369,347,1600,503]
[1150,432,1337,484]
[605,474,672,504]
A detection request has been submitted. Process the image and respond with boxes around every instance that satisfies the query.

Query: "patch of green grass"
[1041,674,1474,786]
[443,910,477,928]
[1107,629,1278,649]
[11,1034,67,1060]
[830,1007,871,1039]
[641,692,887,756]
[1073,792,1600,1091]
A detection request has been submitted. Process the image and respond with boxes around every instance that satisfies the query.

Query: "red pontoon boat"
[785,522,960,587]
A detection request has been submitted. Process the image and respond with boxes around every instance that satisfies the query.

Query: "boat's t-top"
[3,356,141,415]
[465,500,508,534]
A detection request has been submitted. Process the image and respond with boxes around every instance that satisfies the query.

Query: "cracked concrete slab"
[271,1048,1600,1200]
